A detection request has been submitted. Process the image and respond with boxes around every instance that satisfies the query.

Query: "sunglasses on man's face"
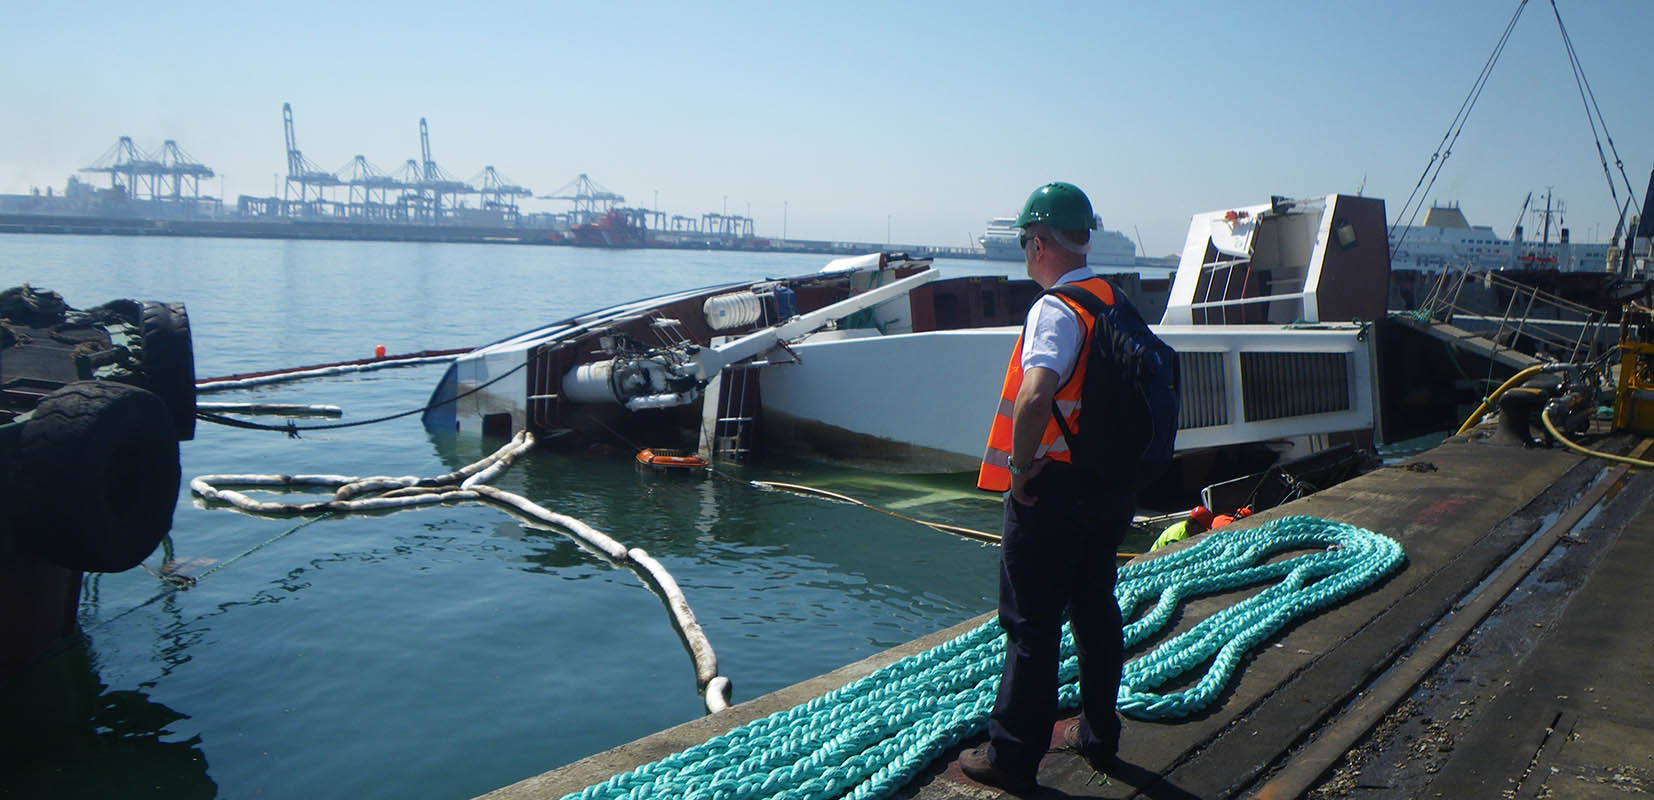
[1019,231,1039,250]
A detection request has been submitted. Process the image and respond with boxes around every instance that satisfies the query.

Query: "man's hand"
[1010,458,1048,505]
[1008,366,1061,505]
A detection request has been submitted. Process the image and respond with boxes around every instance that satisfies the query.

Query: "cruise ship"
[979,214,1140,267]
[1387,202,1613,273]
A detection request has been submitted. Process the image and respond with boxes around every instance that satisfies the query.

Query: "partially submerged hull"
[426,196,1392,506]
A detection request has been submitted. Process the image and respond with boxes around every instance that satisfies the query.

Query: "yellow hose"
[1540,409,1654,469]
[1455,364,1549,436]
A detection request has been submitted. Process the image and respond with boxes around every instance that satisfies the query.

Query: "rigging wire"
[1549,0,1643,225]
[1390,0,1528,254]
[194,358,527,434]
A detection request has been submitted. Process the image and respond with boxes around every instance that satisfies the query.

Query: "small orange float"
[635,448,709,470]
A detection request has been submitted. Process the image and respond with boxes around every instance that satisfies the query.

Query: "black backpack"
[1044,283,1180,490]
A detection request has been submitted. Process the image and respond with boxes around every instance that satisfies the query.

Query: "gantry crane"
[472,166,532,222]
[282,103,341,210]
[336,155,401,219]
[540,174,623,227]
[81,137,214,205]
[412,118,476,222]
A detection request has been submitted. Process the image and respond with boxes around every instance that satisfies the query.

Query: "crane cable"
[1389,0,1528,254]
[1548,0,1643,225]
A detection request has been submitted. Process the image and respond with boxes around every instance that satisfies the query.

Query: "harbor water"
[0,236,1040,798]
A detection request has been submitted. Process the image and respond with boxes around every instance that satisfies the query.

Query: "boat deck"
[477,426,1654,800]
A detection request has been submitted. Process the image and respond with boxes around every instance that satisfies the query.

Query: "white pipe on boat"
[689,268,936,380]
[195,401,343,418]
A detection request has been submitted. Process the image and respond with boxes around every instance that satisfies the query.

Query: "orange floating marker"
[635,448,709,471]
[374,344,387,359]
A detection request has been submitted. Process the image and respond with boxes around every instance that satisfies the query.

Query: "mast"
[1540,189,1553,248]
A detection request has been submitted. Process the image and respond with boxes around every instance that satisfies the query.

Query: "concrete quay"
[478,427,1654,800]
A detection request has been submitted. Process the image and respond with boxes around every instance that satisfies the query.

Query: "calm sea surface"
[0,235,1041,799]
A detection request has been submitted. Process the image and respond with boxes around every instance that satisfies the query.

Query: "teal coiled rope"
[565,515,1404,800]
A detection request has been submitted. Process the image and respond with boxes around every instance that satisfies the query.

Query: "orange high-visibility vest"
[977,277,1116,492]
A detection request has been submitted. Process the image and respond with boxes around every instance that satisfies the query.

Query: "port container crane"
[413,118,476,222]
[541,174,623,227]
[472,166,532,222]
[282,103,341,210]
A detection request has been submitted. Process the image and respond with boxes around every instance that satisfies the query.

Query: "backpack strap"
[1044,283,1109,318]
[1039,283,1113,446]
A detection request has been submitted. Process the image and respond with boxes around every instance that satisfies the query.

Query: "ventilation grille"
[1178,352,1229,429]
[1241,352,1350,422]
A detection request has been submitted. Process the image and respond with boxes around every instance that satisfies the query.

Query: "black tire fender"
[15,381,181,573]
[140,301,196,441]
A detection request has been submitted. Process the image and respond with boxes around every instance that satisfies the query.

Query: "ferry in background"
[1387,201,1612,273]
[978,214,1141,267]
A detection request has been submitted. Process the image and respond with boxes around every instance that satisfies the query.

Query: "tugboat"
[0,285,196,682]
[570,208,651,248]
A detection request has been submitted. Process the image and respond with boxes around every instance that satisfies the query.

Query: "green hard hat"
[1015,182,1098,231]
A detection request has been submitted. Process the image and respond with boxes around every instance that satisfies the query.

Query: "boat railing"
[1416,263,1607,365]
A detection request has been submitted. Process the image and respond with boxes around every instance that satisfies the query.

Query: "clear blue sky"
[4,0,1649,255]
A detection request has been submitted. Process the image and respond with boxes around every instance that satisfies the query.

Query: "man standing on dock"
[962,182,1131,793]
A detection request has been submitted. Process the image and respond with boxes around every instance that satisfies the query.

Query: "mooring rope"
[564,515,1403,800]
[193,357,527,435]
[1106,516,1405,719]
[194,348,469,392]
[189,431,733,713]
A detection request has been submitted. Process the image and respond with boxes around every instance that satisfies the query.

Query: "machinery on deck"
[1614,303,1654,433]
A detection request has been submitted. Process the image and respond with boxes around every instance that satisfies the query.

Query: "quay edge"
[476,428,1654,800]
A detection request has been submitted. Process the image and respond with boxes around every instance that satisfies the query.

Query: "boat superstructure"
[425,192,1392,505]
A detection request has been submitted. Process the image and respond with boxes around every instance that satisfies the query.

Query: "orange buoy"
[374,344,387,359]
[635,448,709,470]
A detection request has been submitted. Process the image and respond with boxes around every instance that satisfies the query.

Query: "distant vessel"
[569,208,649,248]
[978,214,1140,267]
[1387,201,1612,273]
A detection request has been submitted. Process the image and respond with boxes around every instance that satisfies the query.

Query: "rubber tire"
[15,382,181,573]
[140,301,197,441]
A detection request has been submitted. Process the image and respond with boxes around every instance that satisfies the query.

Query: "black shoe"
[1062,722,1121,775]
[959,744,1037,795]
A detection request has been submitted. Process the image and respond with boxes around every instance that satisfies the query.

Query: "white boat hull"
[759,322,1377,471]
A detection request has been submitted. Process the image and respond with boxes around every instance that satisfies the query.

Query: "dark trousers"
[987,463,1130,778]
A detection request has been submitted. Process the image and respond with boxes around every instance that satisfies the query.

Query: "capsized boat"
[424,194,1392,506]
